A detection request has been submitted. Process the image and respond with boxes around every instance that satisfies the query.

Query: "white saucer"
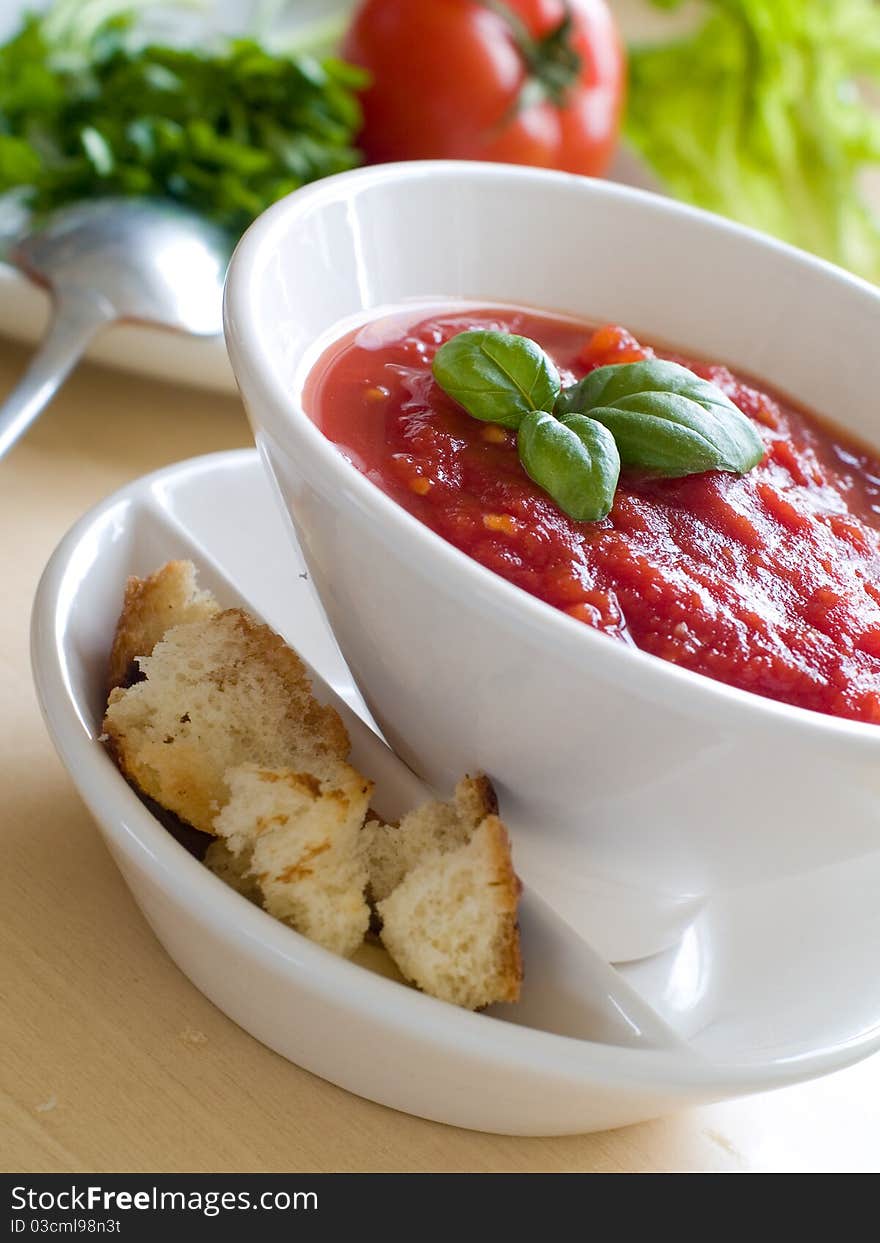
[31,450,880,1134]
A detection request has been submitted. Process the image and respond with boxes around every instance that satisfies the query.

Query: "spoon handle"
[0,287,115,461]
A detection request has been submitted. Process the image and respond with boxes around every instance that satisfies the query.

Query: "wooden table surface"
[1,336,878,1174]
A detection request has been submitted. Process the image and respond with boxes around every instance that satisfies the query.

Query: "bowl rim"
[30,447,880,1097]
[224,158,880,753]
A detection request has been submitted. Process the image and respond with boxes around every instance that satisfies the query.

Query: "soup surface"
[305,306,880,724]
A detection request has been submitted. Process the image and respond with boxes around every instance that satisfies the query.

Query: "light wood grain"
[1,337,878,1174]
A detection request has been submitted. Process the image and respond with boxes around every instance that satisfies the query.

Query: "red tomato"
[343,0,625,176]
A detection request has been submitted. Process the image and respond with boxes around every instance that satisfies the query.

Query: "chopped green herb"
[0,1,367,238]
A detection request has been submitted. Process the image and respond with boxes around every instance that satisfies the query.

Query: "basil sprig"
[556,359,764,476]
[431,329,764,523]
[432,329,560,428]
[519,411,620,522]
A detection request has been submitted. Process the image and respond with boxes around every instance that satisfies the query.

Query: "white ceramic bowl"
[36,450,880,1133]
[224,161,880,958]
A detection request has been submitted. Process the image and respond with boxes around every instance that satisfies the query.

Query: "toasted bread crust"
[455,772,498,821]
[103,608,349,833]
[204,610,350,759]
[479,815,524,1004]
[107,559,219,693]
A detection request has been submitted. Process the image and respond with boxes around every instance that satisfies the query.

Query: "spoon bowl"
[0,198,229,459]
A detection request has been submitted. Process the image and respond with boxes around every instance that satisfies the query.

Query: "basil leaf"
[558,359,740,418]
[433,330,561,429]
[556,360,764,476]
[518,410,620,522]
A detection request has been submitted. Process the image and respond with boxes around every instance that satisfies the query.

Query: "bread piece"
[107,560,219,692]
[103,561,522,1003]
[213,763,372,957]
[103,609,349,833]
[361,774,497,903]
[377,815,522,1010]
[362,774,522,1009]
[204,838,262,904]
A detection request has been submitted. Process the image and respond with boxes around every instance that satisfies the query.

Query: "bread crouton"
[213,763,372,957]
[103,609,349,833]
[361,774,497,903]
[361,775,522,1008]
[107,559,219,692]
[103,561,523,1007]
[377,815,522,1010]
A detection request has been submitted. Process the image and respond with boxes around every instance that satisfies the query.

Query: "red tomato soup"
[304,306,880,724]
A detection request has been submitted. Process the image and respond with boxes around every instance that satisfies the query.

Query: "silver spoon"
[0,198,230,460]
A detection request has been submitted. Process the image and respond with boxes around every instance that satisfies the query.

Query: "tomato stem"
[482,0,583,111]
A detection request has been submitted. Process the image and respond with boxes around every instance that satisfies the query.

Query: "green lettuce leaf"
[625,0,880,281]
